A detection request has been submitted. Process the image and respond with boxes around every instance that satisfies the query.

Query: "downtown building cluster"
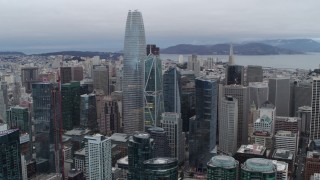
[1,10,320,180]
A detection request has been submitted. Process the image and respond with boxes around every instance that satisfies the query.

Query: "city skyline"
[0,0,320,53]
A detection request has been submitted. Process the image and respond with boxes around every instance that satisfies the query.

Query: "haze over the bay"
[0,0,319,53]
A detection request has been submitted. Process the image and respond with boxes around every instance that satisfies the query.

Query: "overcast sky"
[0,0,319,53]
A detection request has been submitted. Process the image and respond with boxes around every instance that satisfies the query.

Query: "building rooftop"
[276,116,299,123]
[307,150,320,159]
[243,158,275,173]
[207,155,238,169]
[133,132,150,139]
[0,129,18,138]
[110,133,130,143]
[237,144,266,155]
[298,106,312,112]
[64,128,90,136]
[144,157,177,165]
[275,131,295,137]
[260,101,275,109]
[272,160,288,172]
[272,149,294,160]
[248,82,268,88]
[74,148,85,156]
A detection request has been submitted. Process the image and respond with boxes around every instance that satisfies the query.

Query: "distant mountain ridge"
[257,39,320,52]
[34,51,122,59]
[0,51,25,55]
[161,43,302,55]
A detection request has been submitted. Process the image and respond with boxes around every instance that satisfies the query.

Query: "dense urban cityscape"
[1,4,320,180]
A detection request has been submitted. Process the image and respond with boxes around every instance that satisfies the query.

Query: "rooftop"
[272,149,294,160]
[243,158,275,173]
[260,101,275,109]
[64,128,90,136]
[272,160,288,172]
[144,157,177,165]
[276,116,300,122]
[110,133,130,143]
[275,130,295,137]
[207,155,238,169]
[237,144,266,155]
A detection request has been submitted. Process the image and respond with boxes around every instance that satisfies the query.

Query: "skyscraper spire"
[123,10,146,134]
[228,43,234,65]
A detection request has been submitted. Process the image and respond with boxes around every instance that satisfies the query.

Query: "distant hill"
[0,51,25,55]
[258,39,320,52]
[161,43,301,55]
[34,51,122,59]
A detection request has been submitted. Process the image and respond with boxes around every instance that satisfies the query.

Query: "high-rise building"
[272,149,294,174]
[60,67,72,84]
[127,132,154,180]
[161,112,185,163]
[305,151,320,180]
[0,129,22,180]
[6,106,30,133]
[311,77,320,140]
[144,44,164,127]
[248,82,268,108]
[219,96,238,155]
[0,81,8,122]
[163,67,181,114]
[275,116,299,133]
[207,155,239,180]
[241,158,276,179]
[61,81,81,130]
[226,65,244,85]
[71,66,84,82]
[93,65,109,95]
[122,10,146,134]
[21,67,39,93]
[100,96,120,135]
[187,54,201,77]
[247,65,263,84]
[274,131,298,155]
[143,158,178,180]
[80,94,98,131]
[220,85,248,146]
[297,106,311,134]
[147,127,170,158]
[189,77,218,167]
[84,134,112,180]
[268,77,290,116]
[291,81,312,116]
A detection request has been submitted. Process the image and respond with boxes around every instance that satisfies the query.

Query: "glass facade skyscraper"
[123,10,146,134]
[144,45,164,127]
[143,158,178,180]
[163,67,181,114]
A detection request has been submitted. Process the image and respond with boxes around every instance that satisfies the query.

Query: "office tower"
[61,82,81,130]
[128,132,154,180]
[241,158,276,179]
[219,96,238,155]
[84,134,112,180]
[268,77,290,116]
[187,54,201,77]
[189,77,217,167]
[0,129,22,180]
[161,112,184,163]
[163,67,181,113]
[297,106,311,134]
[272,149,294,174]
[228,44,234,65]
[275,116,299,133]
[291,81,312,116]
[305,151,320,180]
[274,131,298,155]
[122,10,146,134]
[143,158,178,180]
[248,82,268,108]
[311,77,320,140]
[71,66,84,81]
[226,65,244,85]
[80,94,98,131]
[144,45,164,127]
[21,67,39,93]
[100,96,120,135]
[147,127,170,158]
[234,144,267,164]
[60,67,72,84]
[181,91,195,132]
[207,155,238,180]
[6,106,29,133]
[221,85,248,146]
[93,65,109,95]
[248,102,260,143]
[0,82,8,122]
[32,82,55,172]
[247,65,263,84]
[272,160,288,180]
[178,55,184,64]
[116,67,123,91]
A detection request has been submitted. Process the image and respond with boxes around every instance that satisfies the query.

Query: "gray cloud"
[0,0,319,53]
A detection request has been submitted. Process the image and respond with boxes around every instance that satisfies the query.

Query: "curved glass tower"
[123,10,146,134]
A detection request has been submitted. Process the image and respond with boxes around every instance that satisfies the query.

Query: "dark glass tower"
[163,67,181,113]
[128,132,154,180]
[123,10,146,134]
[147,127,170,158]
[226,65,244,85]
[6,106,30,133]
[80,94,98,131]
[143,158,178,180]
[0,129,22,180]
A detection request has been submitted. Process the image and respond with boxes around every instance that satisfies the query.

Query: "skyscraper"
[84,134,112,180]
[187,54,201,77]
[228,44,235,65]
[189,77,218,167]
[207,155,239,180]
[80,94,98,131]
[60,67,72,84]
[268,77,290,116]
[0,129,22,180]
[226,65,244,85]
[6,106,30,133]
[144,44,164,127]
[21,67,39,93]
[311,77,320,140]
[246,65,263,84]
[122,10,146,134]
[100,96,120,135]
[248,82,268,108]
[219,96,238,155]
[128,132,154,180]
[147,127,170,158]
[163,67,181,114]
[93,65,109,95]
